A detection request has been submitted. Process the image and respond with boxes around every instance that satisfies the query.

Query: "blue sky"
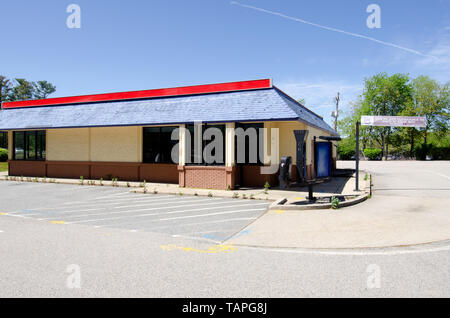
[1,0,449,125]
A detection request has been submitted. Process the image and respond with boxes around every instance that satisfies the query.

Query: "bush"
[0,148,8,162]
[337,141,356,160]
[430,146,450,160]
[415,143,450,160]
[364,148,382,160]
[414,143,433,160]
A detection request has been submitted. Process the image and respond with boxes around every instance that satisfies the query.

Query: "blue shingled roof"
[0,87,338,135]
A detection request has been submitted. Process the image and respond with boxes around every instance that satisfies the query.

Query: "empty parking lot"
[0,182,269,242]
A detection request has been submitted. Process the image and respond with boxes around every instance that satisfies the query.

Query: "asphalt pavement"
[0,160,449,297]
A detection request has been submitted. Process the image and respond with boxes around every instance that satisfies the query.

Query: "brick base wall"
[238,165,279,188]
[178,165,235,190]
[8,161,178,183]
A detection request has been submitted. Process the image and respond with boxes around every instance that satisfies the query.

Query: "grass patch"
[0,162,8,172]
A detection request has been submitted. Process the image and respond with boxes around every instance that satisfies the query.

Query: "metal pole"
[355,121,360,191]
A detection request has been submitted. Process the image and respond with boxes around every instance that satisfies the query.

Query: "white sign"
[361,116,427,128]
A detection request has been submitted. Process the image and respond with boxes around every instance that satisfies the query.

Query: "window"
[235,123,264,165]
[143,127,179,164]
[13,131,46,161]
[186,124,225,166]
[0,132,7,149]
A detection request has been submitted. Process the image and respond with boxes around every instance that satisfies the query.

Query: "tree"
[11,78,35,101]
[412,76,449,143]
[0,76,12,103]
[33,81,56,99]
[361,73,413,158]
[0,76,57,102]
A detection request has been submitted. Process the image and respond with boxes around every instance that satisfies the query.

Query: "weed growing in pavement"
[331,197,340,210]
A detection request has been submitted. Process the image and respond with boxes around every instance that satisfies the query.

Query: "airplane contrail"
[231,1,438,59]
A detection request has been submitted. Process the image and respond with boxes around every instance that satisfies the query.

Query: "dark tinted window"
[143,127,178,164]
[13,131,46,161]
[186,124,225,166]
[0,132,7,149]
[235,123,264,165]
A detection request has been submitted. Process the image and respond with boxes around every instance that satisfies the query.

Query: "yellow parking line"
[50,221,65,224]
[274,210,285,214]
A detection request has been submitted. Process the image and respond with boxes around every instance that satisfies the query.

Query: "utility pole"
[334,92,340,131]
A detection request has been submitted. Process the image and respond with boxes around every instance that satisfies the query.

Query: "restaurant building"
[0,79,339,190]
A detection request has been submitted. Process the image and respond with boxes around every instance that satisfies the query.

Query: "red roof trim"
[2,79,272,109]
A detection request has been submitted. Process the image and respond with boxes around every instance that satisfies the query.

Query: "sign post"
[355,115,427,192]
[361,116,427,128]
[355,121,360,191]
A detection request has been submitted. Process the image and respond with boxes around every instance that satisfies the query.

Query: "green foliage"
[414,143,433,160]
[33,81,56,99]
[0,148,8,162]
[337,139,356,160]
[0,76,56,102]
[0,162,8,172]
[338,72,449,159]
[415,143,450,160]
[430,146,450,160]
[363,148,382,160]
[331,197,340,210]
[232,192,239,199]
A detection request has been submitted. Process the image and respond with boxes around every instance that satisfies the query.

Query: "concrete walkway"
[0,169,362,202]
[226,161,450,249]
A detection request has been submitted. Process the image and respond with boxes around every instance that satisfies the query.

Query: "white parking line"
[96,217,258,230]
[42,198,227,220]
[63,194,173,205]
[93,192,132,199]
[10,195,203,214]
[9,207,106,216]
[66,203,267,225]
[424,170,450,181]
[159,208,267,221]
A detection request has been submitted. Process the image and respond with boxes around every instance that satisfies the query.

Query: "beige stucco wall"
[270,121,336,165]
[47,128,90,161]
[41,120,336,165]
[90,127,141,162]
[46,126,142,162]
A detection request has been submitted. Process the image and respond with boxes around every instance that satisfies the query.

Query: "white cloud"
[276,80,363,125]
[414,35,450,82]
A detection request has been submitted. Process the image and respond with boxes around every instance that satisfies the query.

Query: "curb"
[269,171,371,211]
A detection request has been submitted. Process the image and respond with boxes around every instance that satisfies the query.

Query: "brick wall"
[178,166,234,190]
